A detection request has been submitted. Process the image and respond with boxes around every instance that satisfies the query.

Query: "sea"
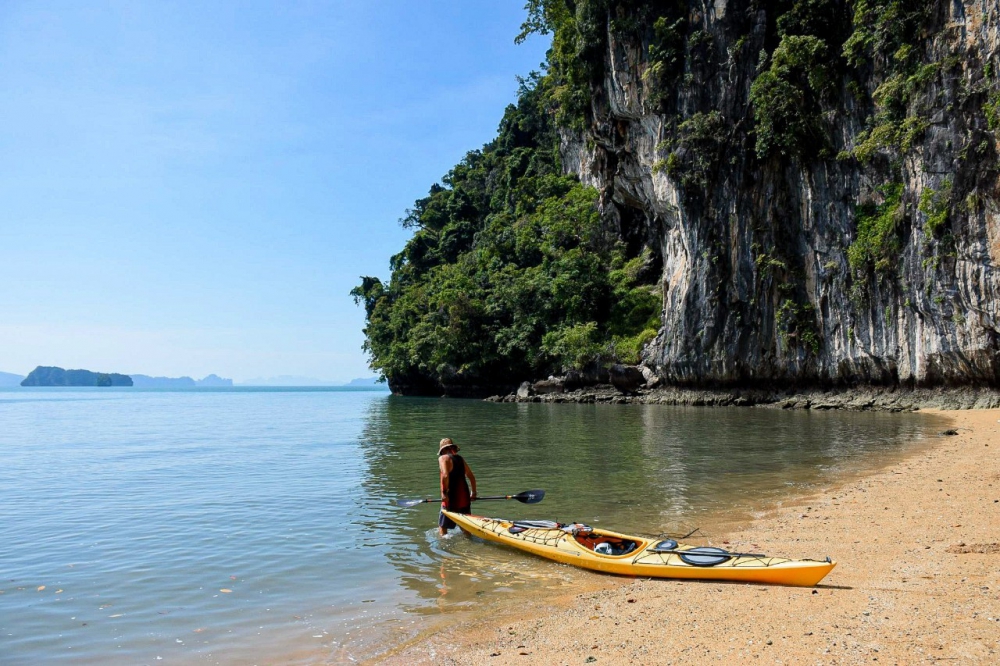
[0,387,946,664]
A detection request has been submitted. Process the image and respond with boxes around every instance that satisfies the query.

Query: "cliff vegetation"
[352,74,660,396]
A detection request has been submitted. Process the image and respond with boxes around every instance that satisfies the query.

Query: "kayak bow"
[443,511,835,587]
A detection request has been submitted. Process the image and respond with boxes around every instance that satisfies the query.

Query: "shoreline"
[485,385,1000,411]
[369,408,1000,665]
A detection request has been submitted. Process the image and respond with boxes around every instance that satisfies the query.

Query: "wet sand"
[370,408,1000,665]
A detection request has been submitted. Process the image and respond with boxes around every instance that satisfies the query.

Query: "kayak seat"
[618,541,638,555]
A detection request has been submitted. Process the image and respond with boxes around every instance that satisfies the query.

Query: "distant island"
[130,373,233,388]
[345,377,383,386]
[236,375,385,387]
[0,371,25,387]
[17,367,233,388]
[21,366,133,387]
[237,375,339,387]
[196,374,232,387]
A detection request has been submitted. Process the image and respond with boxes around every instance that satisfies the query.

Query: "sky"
[0,1,550,383]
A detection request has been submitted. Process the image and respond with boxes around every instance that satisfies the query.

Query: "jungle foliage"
[353,72,660,390]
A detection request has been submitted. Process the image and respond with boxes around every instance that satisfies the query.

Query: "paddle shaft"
[405,495,511,505]
[654,548,767,559]
[395,489,544,508]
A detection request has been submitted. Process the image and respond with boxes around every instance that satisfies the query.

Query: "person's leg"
[439,511,456,536]
[454,506,472,537]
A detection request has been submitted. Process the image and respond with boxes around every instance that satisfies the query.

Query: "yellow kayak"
[443,511,835,587]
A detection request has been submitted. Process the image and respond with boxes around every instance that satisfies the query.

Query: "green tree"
[354,72,660,392]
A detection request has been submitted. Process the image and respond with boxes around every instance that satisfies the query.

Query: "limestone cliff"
[560,0,1000,388]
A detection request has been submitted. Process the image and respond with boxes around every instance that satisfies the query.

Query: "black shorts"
[439,505,471,531]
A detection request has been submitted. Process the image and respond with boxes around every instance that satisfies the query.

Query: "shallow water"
[0,388,945,663]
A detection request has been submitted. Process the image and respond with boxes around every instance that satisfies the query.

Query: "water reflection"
[357,398,944,608]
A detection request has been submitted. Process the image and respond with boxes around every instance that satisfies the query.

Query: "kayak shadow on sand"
[633,578,854,590]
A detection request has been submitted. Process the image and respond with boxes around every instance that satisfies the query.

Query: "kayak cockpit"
[574,531,646,557]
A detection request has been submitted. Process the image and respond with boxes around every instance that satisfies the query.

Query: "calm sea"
[0,387,945,664]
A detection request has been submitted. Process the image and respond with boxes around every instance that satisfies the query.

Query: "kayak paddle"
[477,489,545,503]
[394,488,545,508]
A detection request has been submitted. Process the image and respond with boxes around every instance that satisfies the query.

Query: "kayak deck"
[443,511,835,587]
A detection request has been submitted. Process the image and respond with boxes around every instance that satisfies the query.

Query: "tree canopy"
[353,73,659,393]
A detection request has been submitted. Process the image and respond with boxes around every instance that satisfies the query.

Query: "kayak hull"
[444,511,835,587]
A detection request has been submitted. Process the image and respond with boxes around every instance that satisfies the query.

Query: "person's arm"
[439,455,452,504]
[465,461,477,500]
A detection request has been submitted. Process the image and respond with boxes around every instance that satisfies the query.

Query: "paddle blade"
[513,489,545,504]
[394,498,431,508]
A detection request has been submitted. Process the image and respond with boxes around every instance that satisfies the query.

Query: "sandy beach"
[370,408,1000,665]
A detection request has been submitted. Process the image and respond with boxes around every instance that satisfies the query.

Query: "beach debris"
[946,543,1000,554]
[37,586,45,591]
[220,588,232,593]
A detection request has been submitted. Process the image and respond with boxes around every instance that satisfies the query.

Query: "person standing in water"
[438,437,476,535]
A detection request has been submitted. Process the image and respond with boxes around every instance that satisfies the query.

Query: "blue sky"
[0,1,549,382]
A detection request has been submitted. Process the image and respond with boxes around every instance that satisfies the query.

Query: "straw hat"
[438,437,459,455]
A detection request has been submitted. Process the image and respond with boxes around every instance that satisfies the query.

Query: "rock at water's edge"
[533,378,565,394]
[609,365,646,394]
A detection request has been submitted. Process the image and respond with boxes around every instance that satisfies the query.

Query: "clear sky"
[0,1,550,383]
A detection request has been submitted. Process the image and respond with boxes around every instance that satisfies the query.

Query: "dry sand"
[370,409,1000,665]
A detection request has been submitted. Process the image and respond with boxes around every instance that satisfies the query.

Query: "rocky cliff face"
[562,0,1000,388]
